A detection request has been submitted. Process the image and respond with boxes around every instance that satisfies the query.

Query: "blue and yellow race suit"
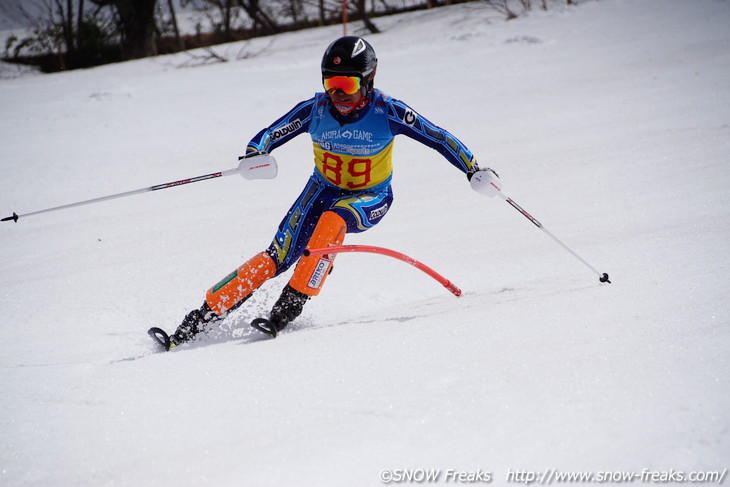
[246,89,478,275]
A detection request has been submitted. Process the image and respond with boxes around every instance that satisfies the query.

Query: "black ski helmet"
[321,36,377,94]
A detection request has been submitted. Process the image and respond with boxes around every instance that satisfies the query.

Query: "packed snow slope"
[1,0,729,485]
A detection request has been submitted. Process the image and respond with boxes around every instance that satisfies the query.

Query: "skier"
[167,35,497,346]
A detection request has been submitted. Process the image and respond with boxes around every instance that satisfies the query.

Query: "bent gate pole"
[304,244,462,297]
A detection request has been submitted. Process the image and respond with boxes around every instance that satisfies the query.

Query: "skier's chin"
[334,103,356,114]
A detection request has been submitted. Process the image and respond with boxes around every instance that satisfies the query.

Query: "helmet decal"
[334,56,341,65]
[352,38,367,57]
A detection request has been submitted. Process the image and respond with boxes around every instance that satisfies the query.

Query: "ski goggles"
[323,75,362,95]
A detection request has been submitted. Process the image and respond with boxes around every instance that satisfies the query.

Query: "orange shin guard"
[205,251,276,315]
[289,211,347,297]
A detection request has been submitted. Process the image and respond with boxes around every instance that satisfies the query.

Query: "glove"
[469,167,502,197]
[239,150,266,160]
[236,152,278,180]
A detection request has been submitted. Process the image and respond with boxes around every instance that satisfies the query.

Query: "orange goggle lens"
[323,76,361,95]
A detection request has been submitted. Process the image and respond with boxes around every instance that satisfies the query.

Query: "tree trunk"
[354,0,380,33]
[238,0,278,35]
[166,0,183,50]
[91,0,158,60]
[58,0,76,54]
[223,0,233,41]
[78,0,85,39]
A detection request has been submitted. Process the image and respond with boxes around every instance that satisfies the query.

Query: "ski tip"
[1,212,19,223]
[250,318,278,338]
[148,327,172,351]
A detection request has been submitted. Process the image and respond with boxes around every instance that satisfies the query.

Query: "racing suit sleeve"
[244,97,317,156]
[386,97,480,177]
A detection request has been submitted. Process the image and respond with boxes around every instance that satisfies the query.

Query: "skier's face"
[328,88,364,115]
[329,88,363,105]
[324,75,365,114]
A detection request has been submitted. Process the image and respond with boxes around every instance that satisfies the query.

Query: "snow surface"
[1,0,729,485]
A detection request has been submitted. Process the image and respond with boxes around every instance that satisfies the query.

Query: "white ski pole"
[471,169,611,284]
[2,154,277,223]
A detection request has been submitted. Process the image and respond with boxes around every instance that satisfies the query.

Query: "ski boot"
[169,301,222,348]
[251,285,309,338]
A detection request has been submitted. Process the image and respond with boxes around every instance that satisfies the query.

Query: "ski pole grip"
[238,154,278,180]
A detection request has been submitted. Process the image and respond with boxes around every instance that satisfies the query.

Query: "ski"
[250,318,279,338]
[149,319,277,350]
[148,327,174,351]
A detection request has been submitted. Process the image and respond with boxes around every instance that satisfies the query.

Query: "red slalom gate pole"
[304,244,462,297]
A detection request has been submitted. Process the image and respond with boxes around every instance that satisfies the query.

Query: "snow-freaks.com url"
[506,468,728,484]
